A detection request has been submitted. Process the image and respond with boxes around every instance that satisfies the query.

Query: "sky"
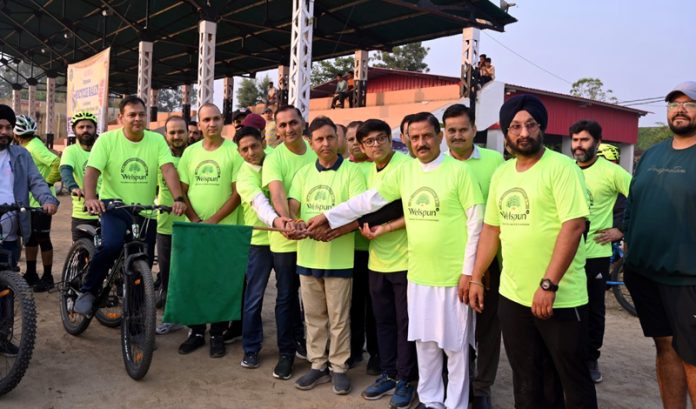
[215,0,696,127]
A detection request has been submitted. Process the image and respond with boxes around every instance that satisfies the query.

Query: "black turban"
[499,94,548,136]
[0,104,15,127]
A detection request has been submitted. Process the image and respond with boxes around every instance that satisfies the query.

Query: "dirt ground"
[2,195,664,408]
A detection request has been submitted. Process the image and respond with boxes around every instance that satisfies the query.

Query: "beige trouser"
[299,275,353,373]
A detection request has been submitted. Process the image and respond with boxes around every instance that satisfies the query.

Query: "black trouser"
[585,257,609,361]
[498,296,597,409]
[26,212,52,250]
[368,269,417,381]
[472,257,502,397]
[156,233,172,293]
[190,321,229,337]
[350,251,378,360]
[70,218,100,242]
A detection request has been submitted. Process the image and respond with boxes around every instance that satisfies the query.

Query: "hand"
[84,198,105,215]
[308,223,332,242]
[531,288,556,320]
[70,188,84,198]
[360,222,389,240]
[457,275,471,303]
[286,220,309,240]
[172,200,187,216]
[306,214,329,233]
[272,216,291,230]
[42,203,58,215]
[324,221,358,241]
[594,228,623,244]
[467,280,485,313]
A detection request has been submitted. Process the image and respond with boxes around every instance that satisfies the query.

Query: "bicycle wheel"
[610,259,637,317]
[121,259,156,380]
[95,277,123,328]
[59,238,94,335]
[0,270,37,396]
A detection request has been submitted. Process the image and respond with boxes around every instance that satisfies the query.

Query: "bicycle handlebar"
[106,201,172,214]
[0,203,47,215]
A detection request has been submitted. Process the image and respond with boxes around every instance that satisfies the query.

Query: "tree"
[569,78,618,103]
[157,86,198,112]
[372,42,430,72]
[235,75,271,109]
[637,124,671,151]
[311,56,355,87]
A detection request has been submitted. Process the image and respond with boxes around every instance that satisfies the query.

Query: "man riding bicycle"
[74,96,186,316]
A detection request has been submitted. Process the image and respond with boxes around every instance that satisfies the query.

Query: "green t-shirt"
[351,160,373,252]
[289,159,366,269]
[157,156,187,234]
[60,144,98,220]
[178,139,242,225]
[581,157,631,258]
[236,160,271,246]
[87,128,173,217]
[465,146,505,200]
[367,152,410,273]
[377,155,483,286]
[486,149,589,308]
[25,137,57,207]
[261,141,317,253]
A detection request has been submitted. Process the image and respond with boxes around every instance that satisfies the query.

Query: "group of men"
[1,79,695,409]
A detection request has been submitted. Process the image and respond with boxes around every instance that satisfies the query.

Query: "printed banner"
[66,47,110,133]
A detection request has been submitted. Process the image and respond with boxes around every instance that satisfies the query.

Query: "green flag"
[163,222,252,325]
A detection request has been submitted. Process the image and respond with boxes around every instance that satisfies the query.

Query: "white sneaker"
[156,322,183,335]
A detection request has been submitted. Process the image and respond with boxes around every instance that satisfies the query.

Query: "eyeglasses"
[667,101,696,111]
[508,121,540,135]
[361,134,389,147]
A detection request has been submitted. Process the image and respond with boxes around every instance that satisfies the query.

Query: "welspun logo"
[120,158,149,183]
[194,160,222,185]
[305,185,336,213]
[498,187,530,225]
[407,186,440,221]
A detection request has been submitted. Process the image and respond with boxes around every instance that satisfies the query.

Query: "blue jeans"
[243,245,274,354]
[81,207,156,295]
[272,251,303,356]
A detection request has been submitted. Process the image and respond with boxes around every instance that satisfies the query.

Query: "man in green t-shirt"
[14,114,61,292]
[570,119,631,384]
[468,95,597,408]
[176,103,242,358]
[261,105,315,380]
[443,103,504,409]
[288,116,366,396]
[154,116,189,336]
[60,111,100,243]
[75,95,186,316]
[308,112,484,409]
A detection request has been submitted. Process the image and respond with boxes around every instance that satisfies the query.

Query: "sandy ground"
[2,195,664,409]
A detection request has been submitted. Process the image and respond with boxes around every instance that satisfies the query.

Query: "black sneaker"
[295,368,331,390]
[210,336,226,358]
[295,338,308,361]
[588,360,603,383]
[33,274,55,293]
[331,371,352,395]
[23,271,40,287]
[273,354,295,380]
[155,287,166,309]
[178,333,205,355]
[0,340,19,357]
[223,323,242,344]
[241,352,260,368]
[366,354,381,376]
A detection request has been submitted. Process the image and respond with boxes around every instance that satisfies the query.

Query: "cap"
[665,81,696,102]
[241,113,266,130]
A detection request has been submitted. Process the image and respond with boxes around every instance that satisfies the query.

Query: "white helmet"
[13,115,37,136]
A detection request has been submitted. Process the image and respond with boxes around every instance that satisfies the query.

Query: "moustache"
[672,114,690,121]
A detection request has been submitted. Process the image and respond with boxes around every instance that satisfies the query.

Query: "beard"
[0,135,9,150]
[77,132,97,147]
[506,132,544,157]
[573,143,598,163]
[668,114,696,137]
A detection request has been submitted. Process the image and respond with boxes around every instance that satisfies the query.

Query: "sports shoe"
[223,323,242,344]
[178,333,205,354]
[241,352,260,368]
[361,373,396,400]
[295,338,308,360]
[331,371,351,395]
[588,360,603,383]
[155,287,166,309]
[156,322,183,335]
[0,340,19,357]
[472,395,492,409]
[295,368,330,390]
[390,380,415,408]
[273,354,295,380]
[23,271,40,287]
[210,336,226,358]
[366,354,381,376]
[33,274,54,293]
[74,292,96,316]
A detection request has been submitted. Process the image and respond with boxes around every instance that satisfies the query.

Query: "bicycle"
[606,242,637,316]
[59,201,170,380]
[0,204,38,396]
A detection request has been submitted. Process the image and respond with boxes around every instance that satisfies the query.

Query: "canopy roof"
[0,0,515,93]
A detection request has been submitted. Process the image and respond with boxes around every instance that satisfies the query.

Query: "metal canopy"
[0,0,515,94]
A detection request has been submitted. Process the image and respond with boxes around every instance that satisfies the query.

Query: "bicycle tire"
[0,270,37,396]
[610,259,637,317]
[59,238,94,335]
[121,259,156,380]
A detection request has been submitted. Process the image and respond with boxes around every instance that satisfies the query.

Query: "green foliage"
[416,194,430,206]
[314,190,327,201]
[372,42,430,73]
[128,163,140,172]
[569,78,618,103]
[637,124,671,151]
[236,75,271,109]
[506,195,521,209]
[311,56,355,87]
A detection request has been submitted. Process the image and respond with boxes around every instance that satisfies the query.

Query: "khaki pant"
[300,275,352,373]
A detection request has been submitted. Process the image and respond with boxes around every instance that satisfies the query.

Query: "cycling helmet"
[71,111,98,128]
[13,115,37,136]
[597,143,620,162]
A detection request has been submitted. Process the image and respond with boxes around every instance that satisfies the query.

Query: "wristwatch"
[539,278,559,292]
[174,196,185,202]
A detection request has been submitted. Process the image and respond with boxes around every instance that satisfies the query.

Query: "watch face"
[541,280,550,290]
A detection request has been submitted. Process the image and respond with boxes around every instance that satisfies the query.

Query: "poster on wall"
[66,47,110,134]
